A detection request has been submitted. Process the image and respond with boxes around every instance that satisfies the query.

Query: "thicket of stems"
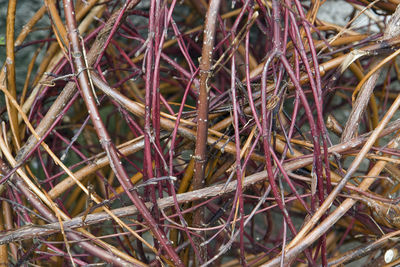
[1,0,400,266]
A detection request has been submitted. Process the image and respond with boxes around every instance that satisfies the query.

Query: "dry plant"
[1,0,400,266]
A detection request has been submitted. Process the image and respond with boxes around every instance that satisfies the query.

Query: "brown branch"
[327,229,400,266]
[192,2,222,262]
[0,201,8,266]
[5,0,20,149]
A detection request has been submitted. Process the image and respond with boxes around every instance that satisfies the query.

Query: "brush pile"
[1,0,400,266]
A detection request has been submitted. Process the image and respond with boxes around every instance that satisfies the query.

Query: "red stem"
[62,0,183,265]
